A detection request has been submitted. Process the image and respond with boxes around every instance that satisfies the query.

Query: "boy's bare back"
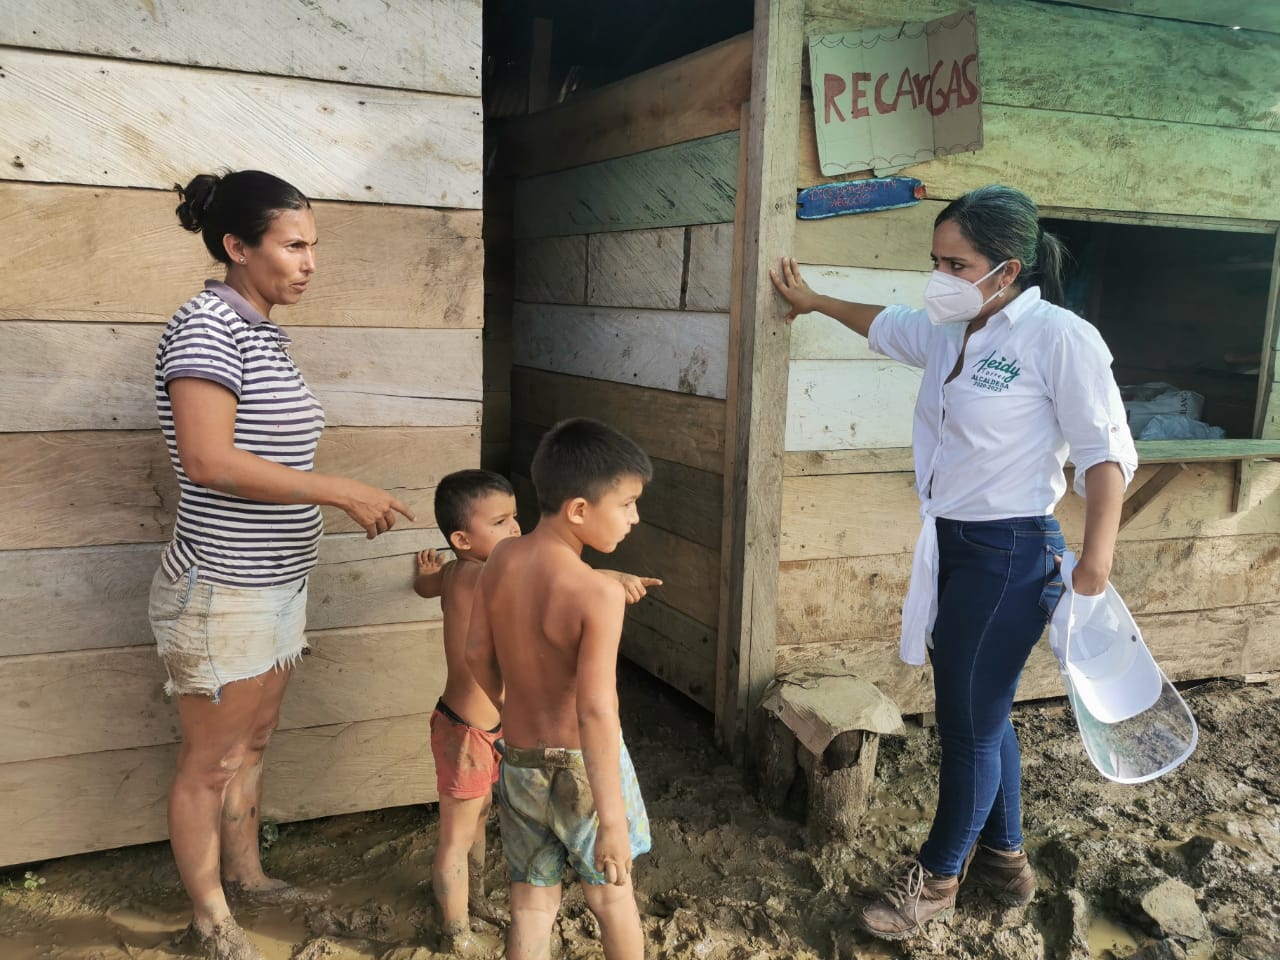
[474,529,626,750]
[437,559,502,731]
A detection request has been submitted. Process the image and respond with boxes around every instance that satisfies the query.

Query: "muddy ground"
[2,664,1278,960]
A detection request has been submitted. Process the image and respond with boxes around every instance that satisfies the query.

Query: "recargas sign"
[808,10,983,175]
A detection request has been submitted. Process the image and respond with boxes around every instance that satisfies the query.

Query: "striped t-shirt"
[155,280,326,587]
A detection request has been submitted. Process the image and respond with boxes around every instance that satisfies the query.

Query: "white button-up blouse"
[867,286,1138,665]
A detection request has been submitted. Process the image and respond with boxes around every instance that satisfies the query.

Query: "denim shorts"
[148,566,309,702]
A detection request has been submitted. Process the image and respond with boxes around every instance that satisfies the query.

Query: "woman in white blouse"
[771,184,1137,941]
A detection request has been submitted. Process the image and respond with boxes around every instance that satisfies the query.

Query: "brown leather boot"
[963,845,1036,905]
[859,859,959,941]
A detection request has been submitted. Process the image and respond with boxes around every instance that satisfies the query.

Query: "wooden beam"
[622,600,717,711]
[0,322,482,432]
[778,600,1280,715]
[686,223,736,313]
[0,713,436,867]
[797,105,1280,222]
[778,461,1280,562]
[0,529,445,659]
[511,303,729,399]
[514,235,589,305]
[777,533,1280,646]
[499,32,753,178]
[0,426,477,552]
[0,48,481,208]
[715,0,804,764]
[803,0,1280,130]
[510,367,726,473]
[3,0,483,95]
[587,228,686,309]
[0,623,444,764]
[1024,0,1280,35]
[513,132,740,239]
[794,202,942,272]
[1119,462,1188,529]
[1251,231,1280,439]
[0,184,483,328]
[783,447,914,476]
[509,419,723,550]
[586,522,721,629]
[785,359,921,451]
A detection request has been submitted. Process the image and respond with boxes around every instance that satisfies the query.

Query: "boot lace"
[882,859,927,911]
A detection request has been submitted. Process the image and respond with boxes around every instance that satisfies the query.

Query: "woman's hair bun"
[174,174,221,232]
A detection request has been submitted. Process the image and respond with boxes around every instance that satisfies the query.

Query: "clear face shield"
[1048,552,1198,784]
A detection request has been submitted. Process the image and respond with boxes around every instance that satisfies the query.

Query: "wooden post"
[715,0,803,764]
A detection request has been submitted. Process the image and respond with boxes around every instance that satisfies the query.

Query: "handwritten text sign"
[808,9,982,176]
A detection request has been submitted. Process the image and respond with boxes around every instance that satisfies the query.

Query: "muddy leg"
[435,793,489,947]
[580,877,642,960]
[220,666,291,893]
[466,793,508,924]
[169,677,266,934]
[507,881,562,960]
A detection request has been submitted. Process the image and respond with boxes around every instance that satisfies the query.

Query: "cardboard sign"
[808,9,982,176]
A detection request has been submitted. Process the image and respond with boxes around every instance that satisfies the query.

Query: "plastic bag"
[1136,414,1226,441]
[1121,384,1204,436]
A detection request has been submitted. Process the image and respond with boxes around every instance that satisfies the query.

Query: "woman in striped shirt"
[151,170,414,960]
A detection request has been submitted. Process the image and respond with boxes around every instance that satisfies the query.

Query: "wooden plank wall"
[775,0,1280,713]
[501,35,752,711]
[0,1,483,866]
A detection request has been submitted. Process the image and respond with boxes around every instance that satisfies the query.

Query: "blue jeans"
[917,516,1065,877]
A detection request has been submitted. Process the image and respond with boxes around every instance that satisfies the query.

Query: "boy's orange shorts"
[430,699,502,800]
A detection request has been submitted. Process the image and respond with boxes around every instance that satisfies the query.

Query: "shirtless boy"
[413,469,521,950]
[466,418,654,960]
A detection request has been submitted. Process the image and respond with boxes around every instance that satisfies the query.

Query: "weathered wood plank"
[0,426,475,552]
[307,529,444,632]
[512,303,729,399]
[587,228,685,309]
[0,322,482,432]
[785,358,921,451]
[499,32,752,177]
[0,48,481,208]
[779,461,1280,561]
[513,133,740,239]
[0,713,436,867]
[788,266,928,360]
[781,441,1280,476]
[795,201,942,272]
[776,602,1280,715]
[586,522,721,629]
[777,534,1280,645]
[4,0,481,96]
[798,105,1280,221]
[1252,234,1280,438]
[514,235,588,305]
[0,183,483,327]
[509,420,723,550]
[622,600,717,711]
[510,367,726,474]
[1036,1,1280,35]
[686,223,735,313]
[784,447,915,476]
[0,529,443,659]
[716,0,803,762]
[0,622,444,764]
[804,0,1280,131]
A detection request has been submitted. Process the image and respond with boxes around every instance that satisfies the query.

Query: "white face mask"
[923,260,1009,325]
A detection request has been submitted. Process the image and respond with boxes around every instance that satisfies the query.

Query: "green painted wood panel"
[804,0,1280,133]
[514,132,739,239]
